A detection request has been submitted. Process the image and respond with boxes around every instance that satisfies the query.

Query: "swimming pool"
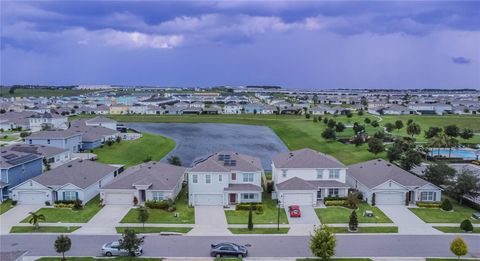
[430,148,479,160]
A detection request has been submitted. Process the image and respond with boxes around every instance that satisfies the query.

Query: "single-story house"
[8,144,71,170]
[11,159,121,204]
[346,159,442,205]
[100,161,186,205]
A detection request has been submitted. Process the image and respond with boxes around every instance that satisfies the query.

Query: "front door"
[140,190,146,202]
[317,189,322,200]
[229,193,237,204]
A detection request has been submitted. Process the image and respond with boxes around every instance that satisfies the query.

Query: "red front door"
[229,194,237,204]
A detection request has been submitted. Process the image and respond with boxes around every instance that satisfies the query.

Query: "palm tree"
[446,137,459,158]
[427,132,447,157]
[28,212,46,230]
[406,122,421,138]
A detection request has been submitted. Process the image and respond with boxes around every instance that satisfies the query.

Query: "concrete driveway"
[188,206,230,236]
[377,205,441,235]
[286,205,321,235]
[0,205,41,234]
[74,205,131,235]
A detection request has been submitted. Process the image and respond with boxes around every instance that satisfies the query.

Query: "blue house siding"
[3,159,43,198]
[82,140,102,150]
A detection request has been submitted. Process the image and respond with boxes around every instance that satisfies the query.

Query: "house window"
[243,173,254,182]
[206,174,211,184]
[219,175,223,182]
[64,191,77,200]
[421,191,435,201]
[316,169,323,179]
[98,180,102,188]
[242,193,256,200]
[192,174,198,183]
[328,188,339,197]
[47,139,51,144]
[29,140,32,144]
[329,169,340,179]
[152,191,164,201]
[282,170,287,178]
[231,173,236,180]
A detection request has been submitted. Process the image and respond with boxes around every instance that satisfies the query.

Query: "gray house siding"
[82,140,102,150]
[1,158,43,199]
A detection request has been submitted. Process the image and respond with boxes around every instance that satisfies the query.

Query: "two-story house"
[0,147,43,201]
[26,130,83,153]
[272,148,349,207]
[28,112,69,132]
[188,151,264,206]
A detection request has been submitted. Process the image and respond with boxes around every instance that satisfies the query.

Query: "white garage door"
[18,191,46,204]
[376,192,404,205]
[104,192,134,205]
[194,194,223,206]
[283,193,313,206]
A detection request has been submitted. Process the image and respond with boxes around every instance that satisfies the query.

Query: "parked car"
[289,205,301,218]
[210,242,248,258]
[102,241,142,257]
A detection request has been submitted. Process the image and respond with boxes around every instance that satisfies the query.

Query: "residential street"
[1,234,479,258]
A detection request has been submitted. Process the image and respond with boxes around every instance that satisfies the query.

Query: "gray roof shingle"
[347,159,430,189]
[102,161,186,190]
[276,177,349,190]
[33,159,119,189]
[272,148,346,169]
[224,183,263,192]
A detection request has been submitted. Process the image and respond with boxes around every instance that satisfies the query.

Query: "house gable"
[10,179,50,191]
[372,179,408,191]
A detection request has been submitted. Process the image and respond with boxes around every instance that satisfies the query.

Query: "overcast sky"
[1,1,479,89]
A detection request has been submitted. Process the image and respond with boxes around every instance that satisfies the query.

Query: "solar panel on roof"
[6,154,38,166]
[2,154,18,160]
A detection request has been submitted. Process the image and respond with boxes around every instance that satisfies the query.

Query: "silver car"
[101,241,143,257]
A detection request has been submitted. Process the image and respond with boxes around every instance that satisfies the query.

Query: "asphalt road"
[1,235,479,258]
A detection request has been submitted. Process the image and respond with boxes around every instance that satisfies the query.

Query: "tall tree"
[399,149,422,171]
[424,162,456,186]
[137,206,150,228]
[445,137,459,158]
[444,124,459,138]
[348,211,358,232]
[54,235,72,261]
[384,122,395,132]
[449,169,480,204]
[168,156,182,166]
[28,212,46,229]
[321,128,336,140]
[424,127,442,139]
[248,205,254,231]
[394,120,404,132]
[459,128,474,140]
[367,138,385,155]
[310,225,336,261]
[335,122,346,132]
[406,122,421,137]
[119,228,145,257]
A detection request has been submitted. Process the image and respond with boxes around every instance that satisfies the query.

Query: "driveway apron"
[377,205,441,235]
[286,206,321,235]
[73,205,131,235]
[188,206,230,236]
[0,205,41,234]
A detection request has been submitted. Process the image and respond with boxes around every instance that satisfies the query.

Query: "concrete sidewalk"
[188,206,231,236]
[378,205,441,235]
[73,205,131,235]
[0,205,41,235]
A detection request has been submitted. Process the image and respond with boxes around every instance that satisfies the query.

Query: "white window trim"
[206,174,211,184]
[192,174,198,184]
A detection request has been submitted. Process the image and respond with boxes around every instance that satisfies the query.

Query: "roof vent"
[67,164,72,167]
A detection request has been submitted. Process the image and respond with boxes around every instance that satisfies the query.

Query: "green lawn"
[409,198,479,224]
[10,226,80,233]
[21,196,102,223]
[121,188,194,224]
[0,199,15,215]
[0,135,18,141]
[228,227,289,234]
[225,193,288,224]
[0,87,94,98]
[116,226,192,234]
[92,132,175,168]
[330,226,398,233]
[433,226,480,233]
[315,203,392,223]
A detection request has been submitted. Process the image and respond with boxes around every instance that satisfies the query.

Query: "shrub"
[416,201,441,208]
[45,201,51,206]
[167,205,177,212]
[54,203,74,209]
[349,211,358,231]
[236,203,263,212]
[145,199,174,210]
[441,198,453,211]
[372,193,376,206]
[54,200,77,205]
[324,196,347,201]
[325,200,345,207]
[72,199,83,210]
[266,181,274,193]
[460,219,473,232]
[133,196,138,206]
[11,200,17,206]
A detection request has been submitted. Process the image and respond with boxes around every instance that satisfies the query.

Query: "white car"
[101,241,143,257]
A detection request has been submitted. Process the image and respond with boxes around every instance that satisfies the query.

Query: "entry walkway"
[0,205,41,235]
[377,205,441,234]
[188,206,231,236]
[73,205,131,235]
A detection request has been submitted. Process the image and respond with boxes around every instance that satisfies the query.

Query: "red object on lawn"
[289,205,301,218]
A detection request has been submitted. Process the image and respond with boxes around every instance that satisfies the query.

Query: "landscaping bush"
[11,200,17,206]
[167,205,177,212]
[145,199,174,210]
[236,203,264,212]
[324,200,346,207]
[54,203,74,208]
[324,196,347,201]
[441,198,453,211]
[54,200,77,205]
[266,181,274,194]
[72,199,83,210]
[416,201,441,208]
[460,219,473,232]
[45,201,51,206]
